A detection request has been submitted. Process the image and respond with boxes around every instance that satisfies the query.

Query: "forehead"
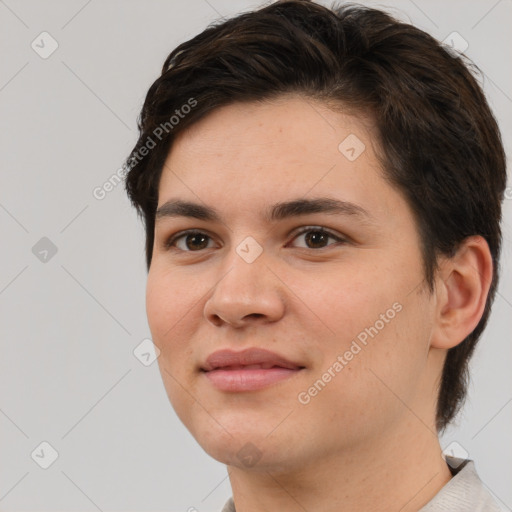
[157,96,397,224]
[167,95,372,166]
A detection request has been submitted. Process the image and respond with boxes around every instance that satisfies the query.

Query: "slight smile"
[200,347,306,392]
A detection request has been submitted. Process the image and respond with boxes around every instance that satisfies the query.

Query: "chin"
[190,421,268,467]
[195,422,306,474]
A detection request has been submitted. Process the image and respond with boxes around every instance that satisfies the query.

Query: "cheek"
[307,263,398,340]
[332,287,431,408]
[145,267,201,350]
[146,268,201,422]
[298,300,432,446]
[307,259,430,392]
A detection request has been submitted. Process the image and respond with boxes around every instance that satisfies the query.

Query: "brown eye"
[291,227,346,249]
[164,226,346,253]
[165,230,215,251]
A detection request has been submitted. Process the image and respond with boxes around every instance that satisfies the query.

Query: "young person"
[124,1,506,510]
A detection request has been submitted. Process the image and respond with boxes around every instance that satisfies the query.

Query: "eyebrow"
[155,197,376,225]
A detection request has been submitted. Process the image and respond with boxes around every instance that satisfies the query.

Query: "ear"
[430,235,493,350]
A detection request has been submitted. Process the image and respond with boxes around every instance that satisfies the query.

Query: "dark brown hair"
[124,0,507,431]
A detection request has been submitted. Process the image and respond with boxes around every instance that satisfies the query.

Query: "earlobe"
[430,236,493,350]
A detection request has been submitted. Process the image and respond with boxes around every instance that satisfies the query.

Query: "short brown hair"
[124,0,507,431]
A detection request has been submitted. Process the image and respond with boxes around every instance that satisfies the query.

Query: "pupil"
[187,233,208,250]
[306,231,327,248]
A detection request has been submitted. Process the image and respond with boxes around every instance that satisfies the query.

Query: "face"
[146,95,439,472]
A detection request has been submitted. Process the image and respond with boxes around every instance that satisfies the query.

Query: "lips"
[201,348,304,372]
[201,348,305,392]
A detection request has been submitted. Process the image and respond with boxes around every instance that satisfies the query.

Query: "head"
[124,0,506,466]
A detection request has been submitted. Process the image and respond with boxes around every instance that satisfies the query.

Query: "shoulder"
[220,496,236,512]
[420,457,502,511]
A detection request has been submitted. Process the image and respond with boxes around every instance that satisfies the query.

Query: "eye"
[164,230,216,252]
[164,226,346,252]
[289,226,346,249]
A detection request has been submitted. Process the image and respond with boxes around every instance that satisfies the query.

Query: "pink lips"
[201,348,305,392]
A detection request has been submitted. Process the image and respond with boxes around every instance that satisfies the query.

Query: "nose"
[203,250,286,329]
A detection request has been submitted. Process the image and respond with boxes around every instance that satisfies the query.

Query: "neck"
[226,419,453,512]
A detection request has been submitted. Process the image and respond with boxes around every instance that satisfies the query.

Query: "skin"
[146,94,493,512]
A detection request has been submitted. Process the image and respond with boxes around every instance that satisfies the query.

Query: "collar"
[220,457,500,512]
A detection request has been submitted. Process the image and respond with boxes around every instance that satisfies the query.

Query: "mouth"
[202,366,305,392]
[200,348,306,392]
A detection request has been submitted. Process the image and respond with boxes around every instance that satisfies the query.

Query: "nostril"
[245,313,264,320]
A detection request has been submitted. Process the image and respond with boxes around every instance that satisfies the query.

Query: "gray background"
[0,0,511,510]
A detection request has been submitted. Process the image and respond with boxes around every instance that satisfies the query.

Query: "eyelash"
[163,226,347,252]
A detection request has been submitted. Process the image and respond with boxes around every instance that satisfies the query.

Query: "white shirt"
[220,457,501,511]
